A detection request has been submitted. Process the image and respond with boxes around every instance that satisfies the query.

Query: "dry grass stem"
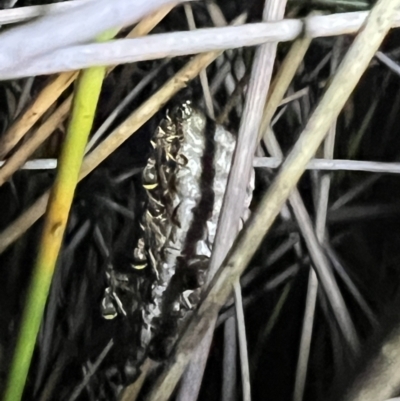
[85,60,169,153]
[184,3,214,118]
[222,315,237,401]
[14,77,35,118]
[293,101,337,401]
[260,37,357,351]
[293,40,338,401]
[279,87,309,106]
[2,20,301,79]
[0,0,190,74]
[0,97,72,187]
[0,6,173,187]
[0,159,56,170]
[4,10,400,80]
[0,72,77,159]
[347,75,389,160]
[0,0,90,25]
[68,340,114,401]
[234,281,251,401]
[251,283,292,374]
[175,324,216,401]
[120,359,155,401]
[376,51,400,76]
[254,157,400,173]
[153,1,288,400]
[325,244,378,326]
[205,1,227,27]
[0,13,246,254]
[330,175,381,211]
[176,1,286,399]
[207,0,286,286]
[142,1,398,400]
[339,325,400,401]
[216,74,250,124]
[125,4,173,38]
[290,188,358,349]
[260,37,311,139]
[0,193,49,254]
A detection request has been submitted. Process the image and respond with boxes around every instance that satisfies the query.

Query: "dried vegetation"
[2,1,400,401]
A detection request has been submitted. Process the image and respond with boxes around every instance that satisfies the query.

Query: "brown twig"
[119,359,155,401]
[0,72,77,159]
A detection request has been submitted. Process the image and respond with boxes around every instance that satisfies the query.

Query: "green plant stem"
[2,29,116,401]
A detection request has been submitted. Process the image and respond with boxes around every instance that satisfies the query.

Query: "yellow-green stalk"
[2,29,117,401]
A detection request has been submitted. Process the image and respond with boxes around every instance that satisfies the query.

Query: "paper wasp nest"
[102,100,253,366]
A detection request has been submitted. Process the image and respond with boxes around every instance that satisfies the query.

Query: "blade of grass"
[1,29,117,401]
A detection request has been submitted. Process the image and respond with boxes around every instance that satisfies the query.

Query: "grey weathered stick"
[0,13,247,256]
[5,9,400,80]
[176,2,287,401]
[0,20,302,79]
[0,159,57,170]
[260,35,357,349]
[0,6,173,180]
[293,82,338,401]
[13,157,400,174]
[234,281,251,401]
[0,2,397,30]
[0,0,191,74]
[0,0,91,25]
[0,50,220,254]
[143,1,399,400]
[375,50,400,76]
[254,157,400,173]
[221,315,237,401]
